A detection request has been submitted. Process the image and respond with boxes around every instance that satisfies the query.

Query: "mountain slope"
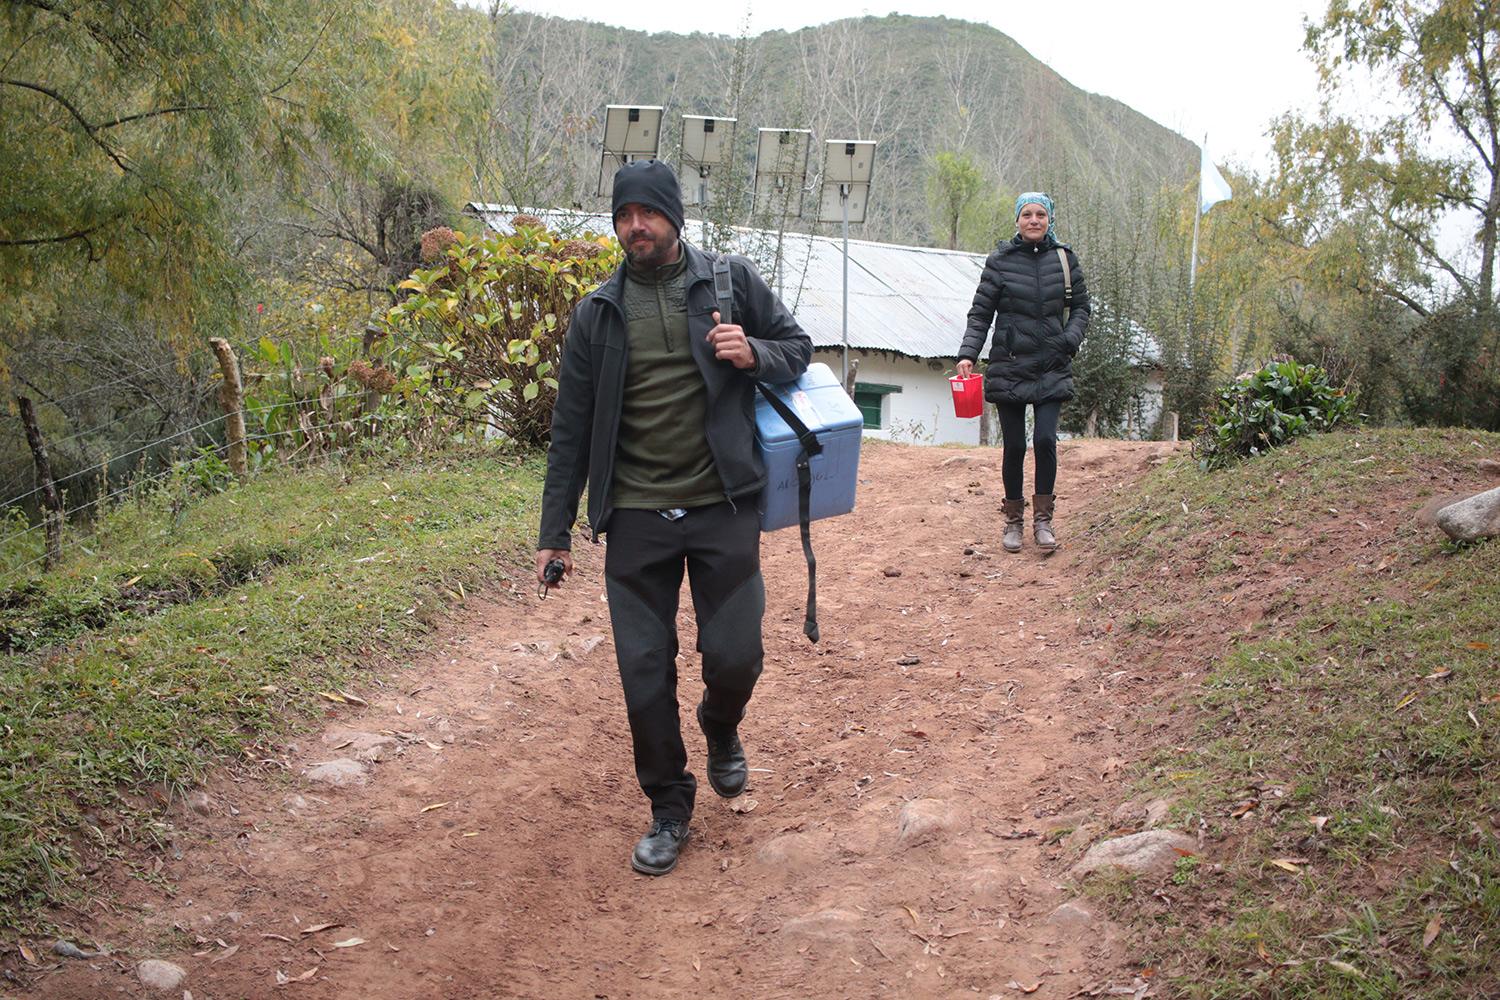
[477,12,1197,247]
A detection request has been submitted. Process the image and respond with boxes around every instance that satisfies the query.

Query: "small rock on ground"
[1041,810,1093,840]
[304,758,369,788]
[757,831,828,867]
[136,959,187,992]
[323,730,398,762]
[1110,797,1173,829]
[898,799,962,845]
[1436,486,1500,542]
[1047,900,1098,927]
[1072,830,1198,877]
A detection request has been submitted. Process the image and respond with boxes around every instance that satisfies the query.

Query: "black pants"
[996,400,1061,499]
[603,502,765,821]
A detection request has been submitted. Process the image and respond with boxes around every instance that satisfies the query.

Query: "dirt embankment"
[22,439,1186,999]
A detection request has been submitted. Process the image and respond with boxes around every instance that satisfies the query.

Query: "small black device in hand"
[538,557,566,599]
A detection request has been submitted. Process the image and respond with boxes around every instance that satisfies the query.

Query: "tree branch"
[1474,5,1499,171]
[267,8,341,97]
[7,0,64,13]
[0,221,108,247]
[96,103,213,130]
[2,77,130,172]
[1386,214,1475,299]
[1426,68,1491,172]
[1355,273,1432,317]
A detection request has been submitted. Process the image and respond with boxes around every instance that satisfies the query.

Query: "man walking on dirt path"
[534,160,812,876]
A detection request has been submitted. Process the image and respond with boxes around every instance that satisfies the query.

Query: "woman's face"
[1017,203,1049,242]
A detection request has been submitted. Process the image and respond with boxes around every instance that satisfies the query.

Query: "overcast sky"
[492,0,1329,173]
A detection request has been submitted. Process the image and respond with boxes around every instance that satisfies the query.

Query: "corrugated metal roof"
[466,203,982,360]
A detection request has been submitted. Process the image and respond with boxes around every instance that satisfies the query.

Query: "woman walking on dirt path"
[956,191,1091,554]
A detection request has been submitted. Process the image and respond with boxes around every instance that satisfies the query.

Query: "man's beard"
[624,231,679,269]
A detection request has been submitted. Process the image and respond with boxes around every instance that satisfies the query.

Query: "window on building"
[852,382,901,429]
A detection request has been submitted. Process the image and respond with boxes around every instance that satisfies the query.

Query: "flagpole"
[1189,186,1202,292]
[1187,136,1205,352]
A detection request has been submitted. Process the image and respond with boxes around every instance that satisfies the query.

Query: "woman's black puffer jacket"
[958,234,1091,405]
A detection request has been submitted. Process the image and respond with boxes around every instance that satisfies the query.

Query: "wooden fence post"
[17,396,63,569]
[209,338,248,480]
[360,321,382,435]
[1167,411,1180,443]
[843,357,860,399]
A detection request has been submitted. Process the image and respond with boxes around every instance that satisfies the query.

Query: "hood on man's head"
[611,160,685,235]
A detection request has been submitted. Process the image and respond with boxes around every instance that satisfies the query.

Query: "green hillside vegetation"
[0,447,542,928]
[481,12,1197,246]
[1076,427,1500,998]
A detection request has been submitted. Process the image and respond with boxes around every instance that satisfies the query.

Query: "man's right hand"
[956,359,974,378]
[535,548,573,591]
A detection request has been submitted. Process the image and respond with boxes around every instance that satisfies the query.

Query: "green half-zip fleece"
[612,252,726,509]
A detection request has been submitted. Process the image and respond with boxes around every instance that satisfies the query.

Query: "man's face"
[615,203,679,268]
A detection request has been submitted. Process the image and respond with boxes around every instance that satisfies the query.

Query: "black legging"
[996,400,1061,500]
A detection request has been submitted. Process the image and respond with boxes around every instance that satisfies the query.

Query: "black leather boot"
[631,818,690,876]
[697,703,748,798]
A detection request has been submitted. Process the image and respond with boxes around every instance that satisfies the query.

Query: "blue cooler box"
[754,362,864,532]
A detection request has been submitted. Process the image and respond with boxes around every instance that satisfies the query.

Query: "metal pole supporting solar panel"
[752,128,811,298]
[818,140,876,389]
[680,115,736,208]
[842,189,849,385]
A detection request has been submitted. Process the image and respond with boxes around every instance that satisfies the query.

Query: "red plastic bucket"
[949,374,983,418]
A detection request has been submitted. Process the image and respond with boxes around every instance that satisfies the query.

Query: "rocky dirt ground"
[20,438,1193,1000]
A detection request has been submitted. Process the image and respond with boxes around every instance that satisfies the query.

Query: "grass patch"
[0,445,544,930]
[1076,427,1500,998]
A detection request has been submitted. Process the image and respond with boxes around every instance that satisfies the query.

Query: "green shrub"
[380,220,622,447]
[178,446,236,495]
[1195,358,1359,469]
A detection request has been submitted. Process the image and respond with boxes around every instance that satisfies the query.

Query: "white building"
[466,204,1163,444]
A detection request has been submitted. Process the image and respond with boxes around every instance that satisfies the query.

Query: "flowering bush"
[381,222,620,447]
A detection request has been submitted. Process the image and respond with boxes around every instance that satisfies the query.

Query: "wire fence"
[0,412,233,513]
[0,412,372,586]
[1,338,393,586]
[2,366,372,511]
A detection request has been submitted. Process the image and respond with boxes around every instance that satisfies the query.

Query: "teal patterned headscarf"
[1014,191,1056,240]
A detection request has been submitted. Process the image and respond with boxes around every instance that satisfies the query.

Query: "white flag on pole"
[1200,143,1232,215]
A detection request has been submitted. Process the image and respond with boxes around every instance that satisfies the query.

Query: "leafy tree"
[276,0,488,301]
[1257,1,1500,427]
[927,150,986,251]
[1284,0,1500,314]
[0,0,382,353]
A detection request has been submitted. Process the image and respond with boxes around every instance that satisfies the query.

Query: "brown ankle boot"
[1033,493,1057,552]
[1001,497,1025,553]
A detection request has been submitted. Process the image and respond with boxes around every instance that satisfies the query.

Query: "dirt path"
[28,439,1180,999]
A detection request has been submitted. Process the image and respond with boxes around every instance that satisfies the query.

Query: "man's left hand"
[708,312,757,370]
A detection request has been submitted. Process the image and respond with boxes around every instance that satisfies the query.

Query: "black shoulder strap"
[713,255,821,644]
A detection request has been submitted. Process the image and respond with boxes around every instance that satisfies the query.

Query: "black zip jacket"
[958,234,1091,405]
[538,242,812,549]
